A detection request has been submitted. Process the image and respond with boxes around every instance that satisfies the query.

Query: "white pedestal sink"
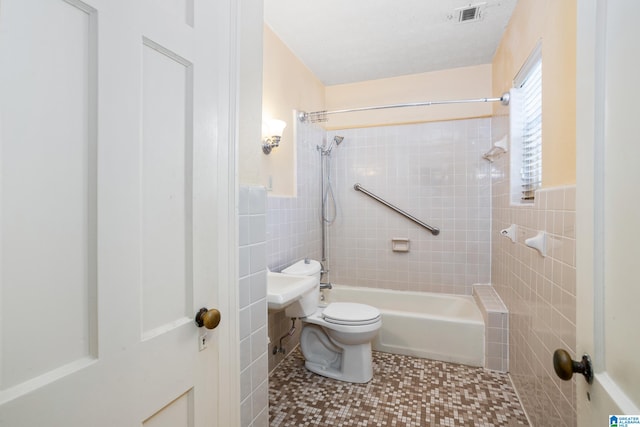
[267,272,317,311]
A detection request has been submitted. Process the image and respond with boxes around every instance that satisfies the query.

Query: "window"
[510,43,542,204]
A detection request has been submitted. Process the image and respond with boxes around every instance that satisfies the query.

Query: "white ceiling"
[264,0,518,86]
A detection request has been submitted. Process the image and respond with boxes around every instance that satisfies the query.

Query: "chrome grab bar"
[353,183,440,236]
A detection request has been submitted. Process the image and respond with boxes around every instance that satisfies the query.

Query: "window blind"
[518,60,542,201]
[509,42,542,205]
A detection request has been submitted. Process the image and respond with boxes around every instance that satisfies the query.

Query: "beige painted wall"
[492,0,577,187]
[324,65,493,130]
[262,25,325,196]
[238,0,264,186]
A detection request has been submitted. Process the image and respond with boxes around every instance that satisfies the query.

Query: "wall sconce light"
[262,119,287,155]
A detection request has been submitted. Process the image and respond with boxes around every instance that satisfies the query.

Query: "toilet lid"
[322,302,381,324]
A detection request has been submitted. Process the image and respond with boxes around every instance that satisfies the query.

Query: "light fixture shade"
[267,119,286,138]
[262,118,287,154]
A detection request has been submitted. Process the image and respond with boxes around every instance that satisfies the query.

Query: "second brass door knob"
[195,307,221,330]
[553,349,593,384]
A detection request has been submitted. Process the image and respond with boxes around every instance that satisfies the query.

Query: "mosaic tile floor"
[269,350,529,426]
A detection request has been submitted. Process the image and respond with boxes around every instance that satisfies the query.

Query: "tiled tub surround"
[239,186,269,427]
[268,119,492,373]
[266,120,323,372]
[326,118,492,296]
[491,114,577,427]
[473,284,509,372]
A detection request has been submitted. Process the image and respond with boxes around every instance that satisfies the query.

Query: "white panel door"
[0,0,237,425]
[576,0,640,423]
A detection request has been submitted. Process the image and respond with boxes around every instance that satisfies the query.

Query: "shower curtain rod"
[298,92,510,123]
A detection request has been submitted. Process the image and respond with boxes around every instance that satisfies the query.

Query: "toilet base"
[304,346,373,384]
[301,325,374,383]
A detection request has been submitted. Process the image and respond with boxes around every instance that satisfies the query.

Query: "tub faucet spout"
[320,282,332,290]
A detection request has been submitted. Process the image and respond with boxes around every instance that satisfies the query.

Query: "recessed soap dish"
[392,238,410,252]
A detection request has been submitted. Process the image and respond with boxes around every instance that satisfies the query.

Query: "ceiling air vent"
[455,3,485,23]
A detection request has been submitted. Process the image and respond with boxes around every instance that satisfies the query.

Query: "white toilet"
[281,259,382,383]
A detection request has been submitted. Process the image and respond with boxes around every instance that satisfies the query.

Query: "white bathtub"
[323,285,485,367]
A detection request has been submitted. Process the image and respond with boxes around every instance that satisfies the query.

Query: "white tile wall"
[239,186,268,427]
[326,119,492,295]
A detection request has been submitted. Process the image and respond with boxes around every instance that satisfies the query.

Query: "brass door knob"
[553,349,593,384]
[195,307,221,330]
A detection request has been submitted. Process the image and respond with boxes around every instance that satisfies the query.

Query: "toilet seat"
[322,302,381,326]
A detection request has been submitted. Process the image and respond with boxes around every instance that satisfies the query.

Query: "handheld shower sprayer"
[318,135,345,260]
[324,135,344,155]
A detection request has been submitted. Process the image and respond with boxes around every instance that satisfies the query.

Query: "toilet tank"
[281,259,321,318]
[281,259,322,281]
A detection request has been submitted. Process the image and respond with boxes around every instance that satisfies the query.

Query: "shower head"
[324,135,344,154]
